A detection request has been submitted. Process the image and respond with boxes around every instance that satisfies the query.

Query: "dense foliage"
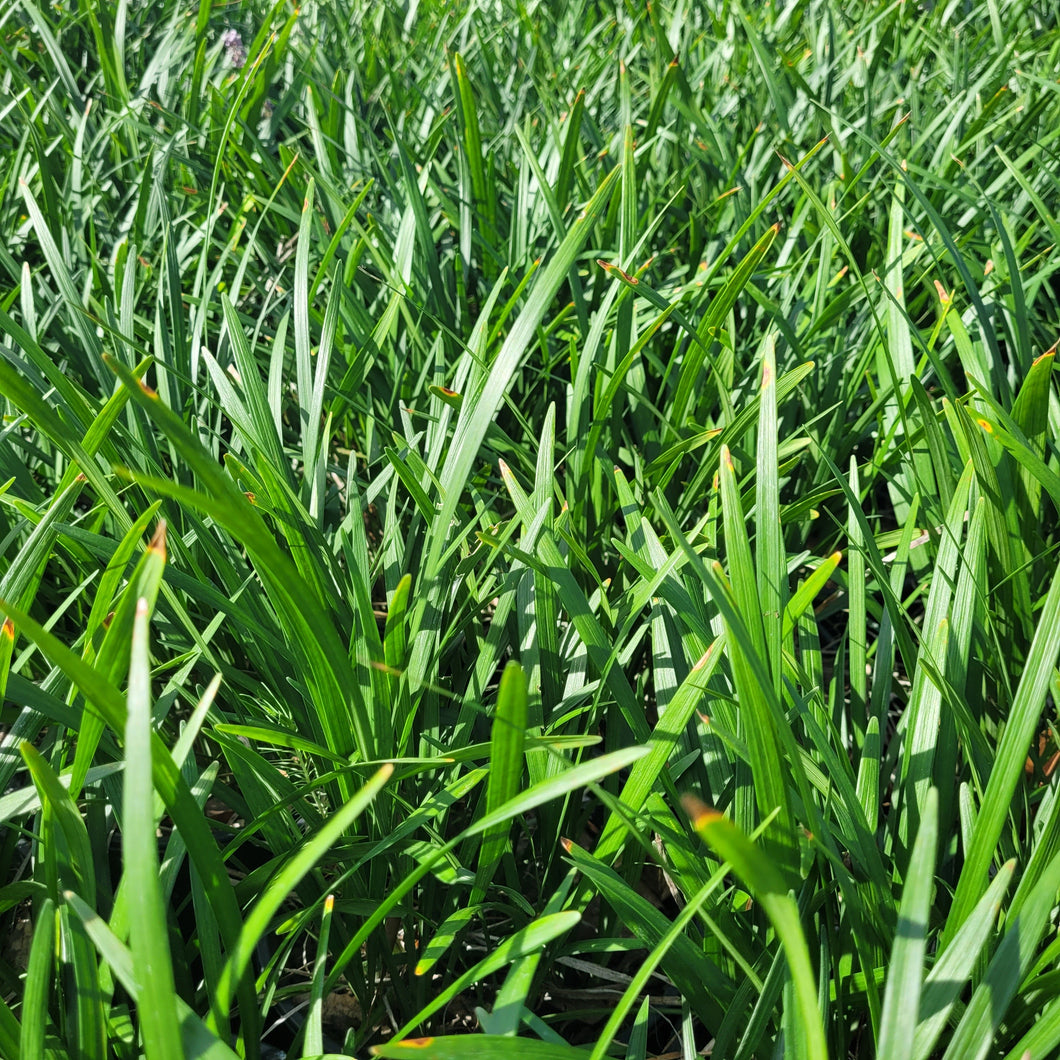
[2,0,1060,1057]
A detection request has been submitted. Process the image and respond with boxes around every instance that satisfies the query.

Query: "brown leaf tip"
[2,617,13,639]
[681,793,722,830]
[148,520,167,560]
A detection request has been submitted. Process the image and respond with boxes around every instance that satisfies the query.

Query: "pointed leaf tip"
[148,520,167,558]
[681,794,722,829]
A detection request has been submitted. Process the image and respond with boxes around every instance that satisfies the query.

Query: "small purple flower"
[222,28,247,69]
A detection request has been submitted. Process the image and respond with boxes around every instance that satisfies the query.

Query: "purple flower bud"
[222,28,247,68]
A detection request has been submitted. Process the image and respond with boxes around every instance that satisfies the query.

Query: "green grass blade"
[946,552,1060,940]
[19,896,55,1060]
[395,911,581,1039]
[685,799,827,1060]
[421,165,620,585]
[472,660,528,902]
[942,850,1060,1060]
[64,892,241,1060]
[212,764,393,1023]
[877,789,938,1060]
[911,860,1015,1060]
[125,597,183,1060]
[373,1038,590,1060]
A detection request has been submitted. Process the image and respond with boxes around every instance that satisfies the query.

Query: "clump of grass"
[2,1,1060,1058]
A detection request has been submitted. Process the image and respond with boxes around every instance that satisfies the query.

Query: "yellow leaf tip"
[681,794,722,830]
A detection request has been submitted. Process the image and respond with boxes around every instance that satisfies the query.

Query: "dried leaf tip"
[324,894,335,913]
[2,617,14,639]
[139,379,158,398]
[136,596,150,618]
[680,794,721,829]
[148,520,167,560]
[560,836,574,853]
